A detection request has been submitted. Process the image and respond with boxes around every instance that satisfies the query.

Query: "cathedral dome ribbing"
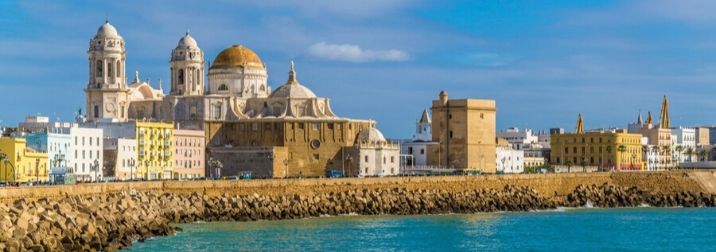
[357,127,387,144]
[95,21,121,38]
[270,61,317,99]
[177,32,198,48]
[210,45,263,69]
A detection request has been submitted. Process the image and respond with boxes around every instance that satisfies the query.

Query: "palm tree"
[661,145,671,170]
[617,145,627,171]
[674,145,684,168]
[699,149,708,162]
[685,147,694,163]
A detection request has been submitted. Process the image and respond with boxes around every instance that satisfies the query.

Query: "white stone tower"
[85,20,129,122]
[414,109,432,141]
[170,31,205,96]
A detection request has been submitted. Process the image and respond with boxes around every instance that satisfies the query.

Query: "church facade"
[84,21,380,178]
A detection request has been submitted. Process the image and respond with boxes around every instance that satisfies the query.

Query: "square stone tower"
[428,91,497,173]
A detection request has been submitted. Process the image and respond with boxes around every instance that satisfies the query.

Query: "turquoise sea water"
[127,208,716,251]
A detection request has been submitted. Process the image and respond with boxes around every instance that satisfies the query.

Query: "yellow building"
[0,137,49,182]
[550,114,643,171]
[136,121,174,180]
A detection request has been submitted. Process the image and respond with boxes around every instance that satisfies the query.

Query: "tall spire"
[575,113,584,134]
[659,95,670,129]
[133,70,140,83]
[636,110,643,125]
[645,111,653,125]
[287,60,297,85]
[419,109,431,124]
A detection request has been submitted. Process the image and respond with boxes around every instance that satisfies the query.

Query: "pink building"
[173,129,205,179]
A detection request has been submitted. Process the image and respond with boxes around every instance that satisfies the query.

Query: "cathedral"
[84,21,390,178]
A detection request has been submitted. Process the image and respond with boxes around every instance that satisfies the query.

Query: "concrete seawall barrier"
[0,171,712,251]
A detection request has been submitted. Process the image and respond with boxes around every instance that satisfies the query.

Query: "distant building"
[427,91,497,173]
[400,109,438,168]
[551,114,643,171]
[47,126,104,182]
[0,137,48,182]
[83,120,173,180]
[627,96,673,170]
[103,138,136,180]
[672,127,696,163]
[695,127,710,146]
[347,128,400,177]
[496,137,523,174]
[18,115,50,132]
[173,129,205,179]
[497,128,538,150]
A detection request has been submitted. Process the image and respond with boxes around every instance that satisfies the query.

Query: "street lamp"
[129,157,135,181]
[283,158,289,178]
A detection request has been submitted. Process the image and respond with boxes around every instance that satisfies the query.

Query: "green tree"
[685,147,694,162]
[674,145,684,169]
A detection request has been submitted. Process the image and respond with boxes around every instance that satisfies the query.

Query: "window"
[107,61,113,77]
[391,156,395,163]
[252,123,258,131]
[365,155,368,162]
[449,131,453,139]
[178,69,185,84]
[218,84,228,91]
[312,123,319,131]
[420,149,425,155]
[408,147,413,154]
[94,105,99,118]
[96,60,103,77]
[116,60,121,78]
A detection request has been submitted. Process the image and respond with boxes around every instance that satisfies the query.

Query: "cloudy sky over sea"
[3,0,716,137]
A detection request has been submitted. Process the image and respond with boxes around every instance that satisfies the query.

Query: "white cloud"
[307,42,409,63]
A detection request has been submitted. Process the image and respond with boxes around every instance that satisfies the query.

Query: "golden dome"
[210,45,263,69]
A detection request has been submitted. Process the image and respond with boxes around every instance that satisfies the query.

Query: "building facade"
[136,121,174,180]
[0,137,48,182]
[551,114,643,171]
[627,96,673,170]
[173,129,205,179]
[400,109,438,168]
[496,138,524,174]
[427,91,497,173]
[347,128,400,177]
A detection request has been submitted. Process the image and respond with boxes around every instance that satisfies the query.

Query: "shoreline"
[0,171,715,251]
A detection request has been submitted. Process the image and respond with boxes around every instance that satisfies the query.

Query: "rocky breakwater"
[0,183,714,251]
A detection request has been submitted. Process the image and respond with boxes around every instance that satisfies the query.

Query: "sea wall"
[0,171,706,202]
[0,171,713,251]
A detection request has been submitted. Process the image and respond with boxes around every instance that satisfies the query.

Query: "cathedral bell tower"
[170,31,205,96]
[85,20,129,122]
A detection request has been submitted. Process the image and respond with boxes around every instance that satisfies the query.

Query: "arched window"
[218,84,228,91]
[93,105,99,118]
[178,69,185,84]
[107,61,113,77]
[116,60,121,78]
[96,60,103,77]
[195,69,200,85]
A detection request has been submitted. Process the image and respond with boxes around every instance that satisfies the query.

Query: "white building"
[400,109,438,168]
[351,128,400,177]
[641,137,658,171]
[103,138,137,180]
[497,127,538,150]
[47,127,71,175]
[672,127,696,163]
[47,125,104,182]
[496,138,524,174]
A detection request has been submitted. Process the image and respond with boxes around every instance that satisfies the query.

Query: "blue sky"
[2,0,716,138]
